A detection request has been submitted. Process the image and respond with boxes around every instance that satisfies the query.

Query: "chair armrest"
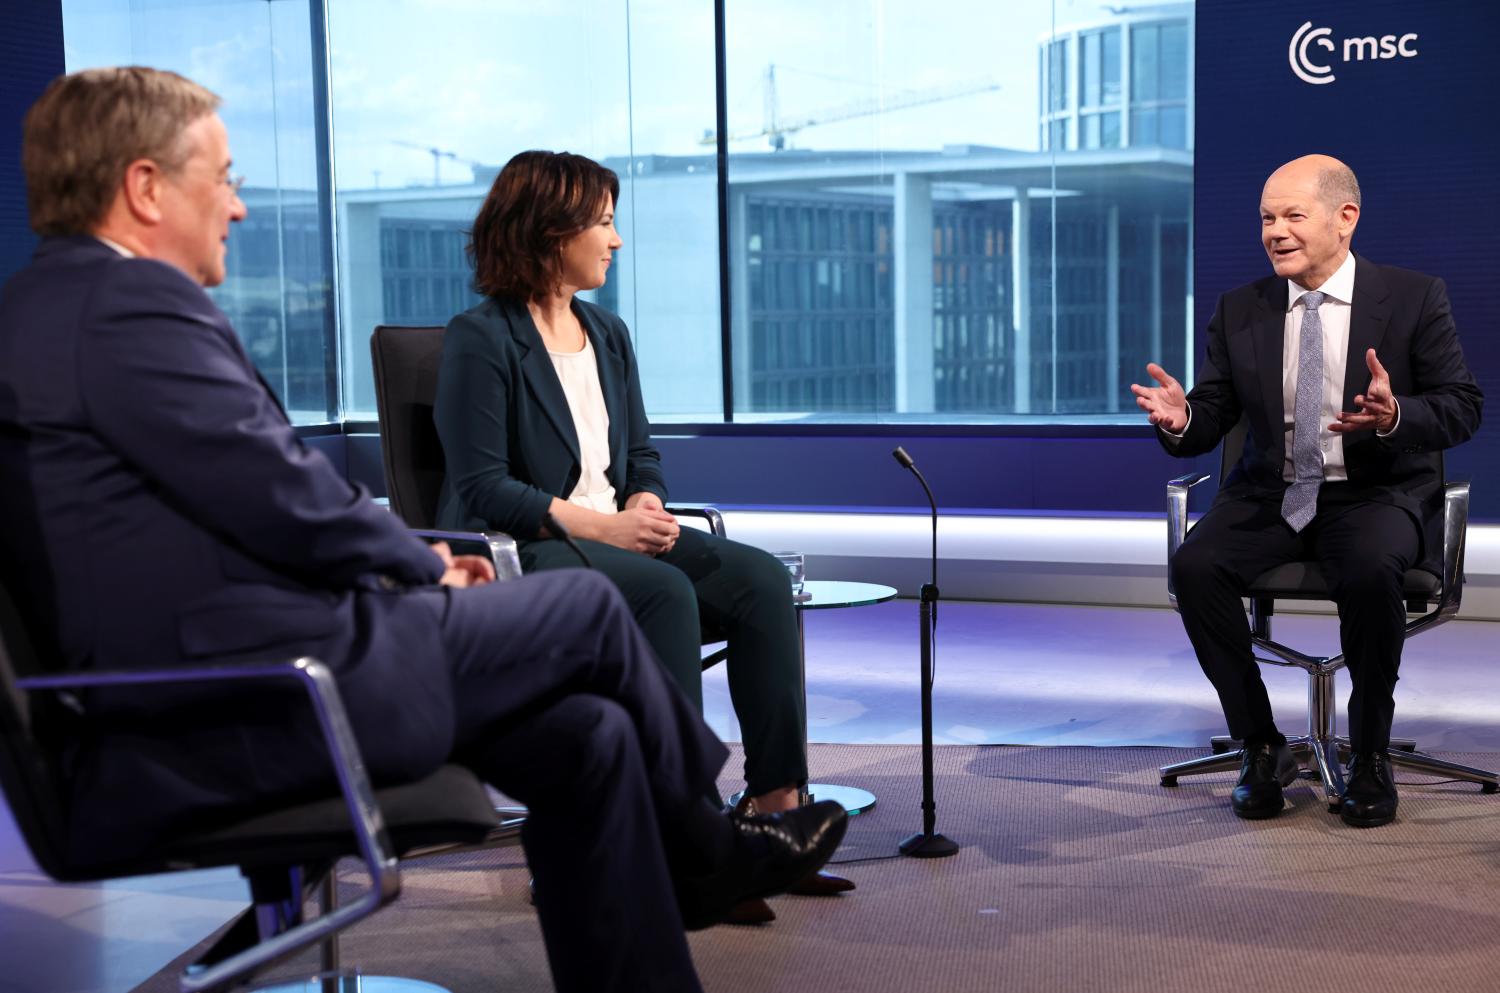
[1437,481,1470,618]
[666,504,726,538]
[409,528,523,581]
[19,658,401,992]
[1166,472,1212,607]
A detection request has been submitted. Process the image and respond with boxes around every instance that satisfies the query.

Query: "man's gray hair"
[1318,163,1362,210]
[22,66,221,236]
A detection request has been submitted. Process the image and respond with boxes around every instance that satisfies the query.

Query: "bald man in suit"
[1133,154,1481,828]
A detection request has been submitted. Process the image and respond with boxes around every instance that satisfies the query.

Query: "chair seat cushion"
[81,764,498,878]
[1247,563,1441,601]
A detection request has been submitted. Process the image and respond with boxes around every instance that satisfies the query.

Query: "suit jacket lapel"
[1343,253,1390,416]
[505,299,581,465]
[1250,278,1287,463]
[576,304,627,467]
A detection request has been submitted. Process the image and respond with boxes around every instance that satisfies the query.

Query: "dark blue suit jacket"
[432,295,667,537]
[0,237,456,863]
[1163,254,1483,569]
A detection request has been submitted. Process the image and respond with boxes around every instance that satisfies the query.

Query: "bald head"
[1265,154,1361,212]
[1260,154,1361,289]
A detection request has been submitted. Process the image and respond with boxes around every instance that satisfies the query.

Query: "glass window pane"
[1082,32,1101,107]
[1050,118,1070,151]
[1102,28,1122,106]
[727,1,1191,422]
[327,0,721,421]
[1101,111,1121,149]
[1049,40,1069,112]
[1131,108,1158,146]
[1161,106,1188,149]
[1132,24,1159,102]
[1161,23,1189,100]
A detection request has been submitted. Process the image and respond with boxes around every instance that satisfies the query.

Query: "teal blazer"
[433,295,668,537]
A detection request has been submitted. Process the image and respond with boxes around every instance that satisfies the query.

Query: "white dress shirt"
[548,337,617,514]
[95,234,134,257]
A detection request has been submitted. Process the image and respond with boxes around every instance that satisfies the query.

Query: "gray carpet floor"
[133,743,1500,993]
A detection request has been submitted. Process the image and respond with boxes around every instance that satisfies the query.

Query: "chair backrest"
[370,325,448,528]
[0,578,71,878]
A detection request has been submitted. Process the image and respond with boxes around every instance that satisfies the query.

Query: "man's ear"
[118,157,166,226]
[1338,201,1360,241]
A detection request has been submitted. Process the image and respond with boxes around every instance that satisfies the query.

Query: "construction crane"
[391,140,487,186]
[701,64,1002,150]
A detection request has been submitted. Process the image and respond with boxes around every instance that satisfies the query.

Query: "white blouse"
[547,337,617,514]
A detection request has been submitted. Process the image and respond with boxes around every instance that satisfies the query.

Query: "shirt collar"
[1287,250,1355,311]
[93,234,136,258]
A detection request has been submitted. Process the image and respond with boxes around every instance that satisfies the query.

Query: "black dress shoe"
[786,868,856,896]
[676,799,848,930]
[1341,750,1398,828]
[1231,739,1297,820]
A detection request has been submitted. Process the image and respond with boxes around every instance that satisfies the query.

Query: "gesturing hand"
[1129,363,1189,433]
[1331,348,1398,434]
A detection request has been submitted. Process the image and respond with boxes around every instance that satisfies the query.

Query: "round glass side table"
[795,580,897,815]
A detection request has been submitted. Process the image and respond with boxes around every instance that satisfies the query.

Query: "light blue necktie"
[1281,290,1326,532]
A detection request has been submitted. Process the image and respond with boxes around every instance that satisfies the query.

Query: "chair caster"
[1160,775,1178,787]
[1328,801,1341,813]
[1482,782,1499,794]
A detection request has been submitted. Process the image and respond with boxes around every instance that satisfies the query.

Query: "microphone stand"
[892,447,959,858]
[543,512,594,569]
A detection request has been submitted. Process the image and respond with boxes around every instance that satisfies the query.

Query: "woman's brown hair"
[468,150,620,302]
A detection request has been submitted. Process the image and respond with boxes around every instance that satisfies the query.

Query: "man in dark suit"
[1132,154,1482,828]
[0,67,845,993]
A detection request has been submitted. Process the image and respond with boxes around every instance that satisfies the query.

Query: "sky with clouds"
[61,0,1112,191]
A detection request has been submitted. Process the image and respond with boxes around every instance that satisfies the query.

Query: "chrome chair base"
[1208,735,1418,754]
[1161,737,1500,811]
[1162,667,1499,810]
[253,975,451,992]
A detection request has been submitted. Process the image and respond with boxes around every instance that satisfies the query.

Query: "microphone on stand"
[891,446,959,858]
[544,512,594,570]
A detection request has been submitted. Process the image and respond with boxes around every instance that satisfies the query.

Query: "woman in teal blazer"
[434,151,820,830]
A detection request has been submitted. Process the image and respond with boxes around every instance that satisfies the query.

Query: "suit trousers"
[522,526,808,797]
[1169,489,1420,752]
[434,568,730,993]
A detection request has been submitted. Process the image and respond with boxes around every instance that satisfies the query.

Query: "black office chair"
[0,578,497,993]
[1158,419,1499,809]
[368,324,524,580]
[369,324,730,666]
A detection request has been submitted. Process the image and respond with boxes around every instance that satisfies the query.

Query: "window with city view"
[60,0,1194,427]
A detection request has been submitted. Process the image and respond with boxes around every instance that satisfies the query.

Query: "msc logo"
[1288,21,1419,85]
